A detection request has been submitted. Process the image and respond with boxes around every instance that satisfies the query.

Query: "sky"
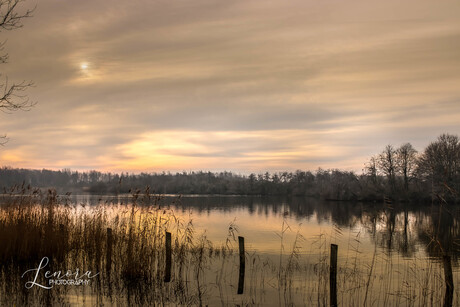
[0,0,460,174]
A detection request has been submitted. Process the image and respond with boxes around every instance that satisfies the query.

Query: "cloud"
[1,0,460,173]
[75,129,373,173]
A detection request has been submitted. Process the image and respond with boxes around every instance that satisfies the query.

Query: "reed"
[0,187,458,306]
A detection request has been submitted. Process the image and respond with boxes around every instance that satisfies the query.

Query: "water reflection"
[69,194,460,260]
[1,193,459,306]
[154,196,460,261]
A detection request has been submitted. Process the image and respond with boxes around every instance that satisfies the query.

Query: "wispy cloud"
[1,0,460,173]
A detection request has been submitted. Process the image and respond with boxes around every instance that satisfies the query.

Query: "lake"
[72,194,459,258]
[1,193,459,306]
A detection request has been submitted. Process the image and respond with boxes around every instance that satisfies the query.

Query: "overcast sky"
[1,0,459,174]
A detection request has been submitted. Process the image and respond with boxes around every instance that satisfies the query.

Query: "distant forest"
[1,133,460,203]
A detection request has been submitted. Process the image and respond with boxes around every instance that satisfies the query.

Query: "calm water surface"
[3,194,460,306]
[73,194,459,261]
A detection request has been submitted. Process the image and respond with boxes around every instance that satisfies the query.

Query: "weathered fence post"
[106,228,113,273]
[165,231,172,282]
[443,254,454,307]
[238,236,245,294]
[330,244,338,307]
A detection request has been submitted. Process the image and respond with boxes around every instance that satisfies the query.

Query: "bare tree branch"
[0,78,35,113]
[0,134,7,145]
[0,0,36,140]
[0,0,34,31]
[0,41,8,63]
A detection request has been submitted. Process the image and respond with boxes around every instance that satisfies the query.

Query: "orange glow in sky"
[1,0,460,173]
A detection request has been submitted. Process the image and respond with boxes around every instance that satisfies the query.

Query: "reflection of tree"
[168,196,423,256]
[357,204,417,258]
[384,207,396,251]
[78,195,460,261]
[331,201,460,260]
[416,204,460,261]
[401,209,410,255]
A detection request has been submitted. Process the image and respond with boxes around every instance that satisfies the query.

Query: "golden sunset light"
[0,0,457,174]
[2,1,460,305]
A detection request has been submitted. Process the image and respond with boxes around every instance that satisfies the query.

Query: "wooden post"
[443,255,454,307]
[165,231,172,282]
[106,228,113,273]
[237,236,245,294]
[330,244,338,307]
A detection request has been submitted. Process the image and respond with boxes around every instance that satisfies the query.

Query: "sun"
[75,61,98,82]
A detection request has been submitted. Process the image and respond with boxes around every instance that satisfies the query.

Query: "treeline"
[1,133,460,202]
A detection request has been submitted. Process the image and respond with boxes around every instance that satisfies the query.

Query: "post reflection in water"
[164,195,460,260]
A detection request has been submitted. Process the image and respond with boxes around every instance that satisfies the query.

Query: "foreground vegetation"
[0,188,459,306]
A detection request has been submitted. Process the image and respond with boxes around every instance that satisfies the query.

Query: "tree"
[396,143,417,191]
[0,0,35,144]
[378,145,397,192]
[418,133,460,193]
[364,155,378,185]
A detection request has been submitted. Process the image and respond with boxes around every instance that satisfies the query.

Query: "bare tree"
[378,144,397,192]
[397,143,417,191]
[418,133,460,191]
[364,155,378,185]
[0,0,35,144]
